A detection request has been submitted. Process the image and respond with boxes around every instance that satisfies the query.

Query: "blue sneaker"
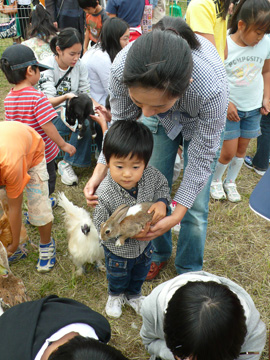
[8,246,27,264]
[24,212,31,225]
[244,156,266,176]
[36,238,56,273]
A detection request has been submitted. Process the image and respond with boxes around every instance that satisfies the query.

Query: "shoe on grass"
[223,182,241,202]
[57,161,78,186]
[244,156,266,176]
[8,245,27,264]
[210,180,226,200]
[36,238,56,273]
[50,196,57,209]
[105,294,125,318]
[146,261,167,281]
[125,295,145,315]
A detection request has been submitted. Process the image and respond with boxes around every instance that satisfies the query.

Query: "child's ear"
[26,65,33,75]
[238,20,246,32]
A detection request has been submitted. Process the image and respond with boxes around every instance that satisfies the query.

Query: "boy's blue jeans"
[53,116,92,167]
[142,116,221,274]
[103,243,153,297]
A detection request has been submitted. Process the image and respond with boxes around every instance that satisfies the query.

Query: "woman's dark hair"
[103,120,153,166]
[153,16,200,50]
[100,17,129,63]
[229,0,270,34]
[221,0,232,20]
[50,27,83,56]
[164,281,247,360]
[48,335,129,360]
[27,4,57,43]
[123,27,193,98]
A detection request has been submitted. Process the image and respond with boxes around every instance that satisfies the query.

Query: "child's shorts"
[26,157,53,227]
[224,108,261,141]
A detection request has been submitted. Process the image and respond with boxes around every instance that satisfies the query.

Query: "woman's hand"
[94,105,112,123]
[227,102,240,122]
[90,109,108,134]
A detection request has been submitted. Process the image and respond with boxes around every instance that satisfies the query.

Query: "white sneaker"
[125,295,145,315]
[105,294,125,318]
[210,180,226,200]
[58,161,78,186]
[223,182,241,202]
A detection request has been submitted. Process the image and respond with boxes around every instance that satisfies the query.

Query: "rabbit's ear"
[110,204,129,224]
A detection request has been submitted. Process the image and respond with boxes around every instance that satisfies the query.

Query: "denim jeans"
[103,243,153,296]
[53,116,92,167]
[142,115,221,274]
[253,114,270,171]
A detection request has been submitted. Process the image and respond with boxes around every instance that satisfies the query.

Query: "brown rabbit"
[100,202,154,246]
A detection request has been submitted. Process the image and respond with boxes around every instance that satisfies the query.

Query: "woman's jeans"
[142,116,221,274]
[53,116,92,167]
[253,114,270,171]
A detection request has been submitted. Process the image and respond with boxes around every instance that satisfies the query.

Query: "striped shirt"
[99,35,229,209]
[93,166,171,258]
[5,87,59,163]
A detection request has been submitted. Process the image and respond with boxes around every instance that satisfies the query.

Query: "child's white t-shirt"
[225,35,270,111]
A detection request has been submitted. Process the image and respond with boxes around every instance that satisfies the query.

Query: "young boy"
[0,44,76,199]
[0,122,55,273]
[78,0,108,52]
[93,120,171,318]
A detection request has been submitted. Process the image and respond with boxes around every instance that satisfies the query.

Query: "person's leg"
[46,160,56,196]
[175,133,223,274]
[252,113,270,171]
[141,116,181,266]
[26,158,55,272]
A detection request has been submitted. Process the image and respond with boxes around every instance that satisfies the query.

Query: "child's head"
[0,44,53,85]
[50,28,83,68]
[164,281,247,360]
[27,3,57,42]
[78,0,99,14]
[103,121,153,189]
[229,0,270,41]
[100,17,130,62]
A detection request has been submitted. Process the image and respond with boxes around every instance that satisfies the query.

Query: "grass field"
[0,38,269,359]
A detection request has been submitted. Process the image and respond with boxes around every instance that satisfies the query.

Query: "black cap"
[1,44,53,71]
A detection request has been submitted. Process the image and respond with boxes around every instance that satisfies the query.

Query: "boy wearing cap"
[0,44,75,271]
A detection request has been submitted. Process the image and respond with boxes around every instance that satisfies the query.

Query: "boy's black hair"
[48,335,129,360]
[78,0,99,9]
[103,120,153,167]
[164,281,247,360]
[0,59,38,84]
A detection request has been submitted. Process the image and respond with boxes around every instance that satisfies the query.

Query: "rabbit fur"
[65,94,97,140]
[100,202,154,246]
[58,192,105,275]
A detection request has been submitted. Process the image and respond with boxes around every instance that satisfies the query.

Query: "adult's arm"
[45,0,56,22]
[106,0,117,16]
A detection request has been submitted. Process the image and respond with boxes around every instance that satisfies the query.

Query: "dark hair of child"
[78,0,99,9]
[164,281,247,360]
[228,0,270,35]
[123,21,193,99]
[0,60,38,85]
[50,27,83,56]
[48,335,129,360]
[27,3,57,43]
[100,17,129,63]
[103,120,153,167]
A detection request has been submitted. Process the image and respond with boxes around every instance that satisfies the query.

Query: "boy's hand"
[90,109,108,134]
[61,143,76,157]
[148,201,167,225]
[227,102,240,122]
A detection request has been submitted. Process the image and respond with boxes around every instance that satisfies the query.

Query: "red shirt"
[5,86,59,163]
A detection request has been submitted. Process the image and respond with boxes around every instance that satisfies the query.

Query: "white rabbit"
[100,202,154,246]
[58,192,105,275]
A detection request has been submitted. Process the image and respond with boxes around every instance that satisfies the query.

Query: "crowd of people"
[0,0,269,359]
